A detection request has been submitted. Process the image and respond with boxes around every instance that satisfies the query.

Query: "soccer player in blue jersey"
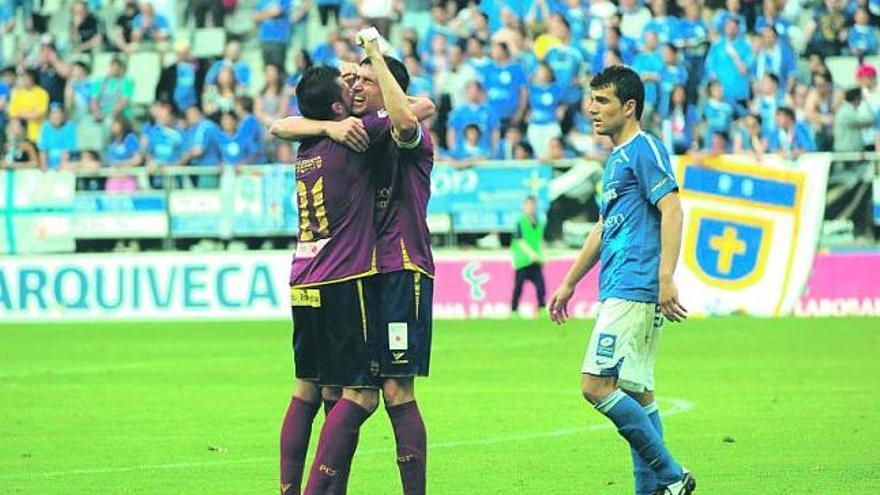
[548,65,695,495]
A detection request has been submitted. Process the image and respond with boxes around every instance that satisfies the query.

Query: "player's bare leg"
[321,386,342,415]
[281,379,321,495]
[383,377,426,495]
[582,374,690,493]
[303,388,378,495]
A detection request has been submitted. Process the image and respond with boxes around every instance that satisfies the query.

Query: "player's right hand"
[548,284,574,325]
[328,117,370,153]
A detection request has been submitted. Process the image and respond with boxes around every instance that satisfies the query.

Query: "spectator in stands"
[833,88,876,152]
[494,125,524,160]
[526,63,563,160]
[644,0,677,45]
[805,0,848,58]
[356,0,393,38]
[856,64,880,151]
[180,105,223,187]
[218,111,251,165]
[105,115,142,193]
[253,0,291,69]
[446,80,500,158]
[752,73,783,137]
[205,40,251,87]
[661,84,697,154]
[316,0,342,27]
[38,104,77,171]
[711,0,747,42]
[619,0,651,41]
[202,67,242,115]
[110,0,140,53]
[0,4,14,69]
[171,40,199,112]
[732,114,767,156]
[91,57,133,125]
[591,27,637,75]
[542,136,574,160]
[9,68,50,143]
[64,61,93,124]
[705,17,753,115]
[768,106,816,157]
[144,100,184,188]
[234,96,265,161]
[753,26,796,92]
[466,37,492,76]
[513,141,534,160]
[31,37,69,104]
[132,2,172,44]
[255,64,287,127]
[677,0,709,98]
[70,1,103,54]
[290,0,312,50]
[632,31,663,128]
[848,8,877,58]
[0,67,11,148]
[755,0,793,44]
[658,43,688,118]
[484,41,528,128]
[437,43,477,111]
[191,0,225,28]
[403,55,433,98]
[702,80,734,150]
[451,124,491,163]
[543,14,585,106]
[804,72,839,151]
[1,118,39,169]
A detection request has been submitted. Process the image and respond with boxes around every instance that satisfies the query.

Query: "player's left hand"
[659,278,688,322]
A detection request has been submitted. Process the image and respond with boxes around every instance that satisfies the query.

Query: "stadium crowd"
[0,0,879,191]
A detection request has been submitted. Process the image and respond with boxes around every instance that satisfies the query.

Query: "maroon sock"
[280,397,319,495]
[303,399,371,495]
[387,401,427,495]
[323,399,338,417]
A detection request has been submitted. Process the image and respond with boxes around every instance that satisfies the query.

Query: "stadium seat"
[76,120,106,152]
[91,51,116,79]
[866,56,880,72]
[192,28,227,59]
[827,56,859,88]
[129,51,162,106]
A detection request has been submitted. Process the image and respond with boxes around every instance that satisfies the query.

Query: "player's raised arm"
[549,217,603,324]
[270,116,370,153]
[656,192,687,322]
[358,27,420,146]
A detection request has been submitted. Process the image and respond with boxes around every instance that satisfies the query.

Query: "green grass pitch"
[1,317,878,494]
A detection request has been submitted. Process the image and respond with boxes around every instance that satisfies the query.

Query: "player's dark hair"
[590,65,645,120]
[360,55,410,92]
[296,66,344,121]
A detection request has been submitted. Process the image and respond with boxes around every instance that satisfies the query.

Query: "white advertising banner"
[0,252,292,322]
[675,154,831,316]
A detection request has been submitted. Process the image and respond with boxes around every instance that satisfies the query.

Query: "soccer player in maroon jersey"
[273,28,436,495]
[270,65,394,495]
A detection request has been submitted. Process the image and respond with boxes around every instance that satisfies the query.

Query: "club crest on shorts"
[596,333,617,358]
[685,209,772,290]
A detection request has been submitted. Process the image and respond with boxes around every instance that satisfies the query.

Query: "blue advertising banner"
[231,164,298,236]
[428,163,552,232]
[0,170,75,254]
[73,192,168,238]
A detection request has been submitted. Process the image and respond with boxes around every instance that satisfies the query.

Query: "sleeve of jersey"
[637,136,679,205]
[361,113,392,143]
[392,122,423,150]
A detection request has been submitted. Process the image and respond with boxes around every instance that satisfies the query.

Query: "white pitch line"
[0,398,695,481]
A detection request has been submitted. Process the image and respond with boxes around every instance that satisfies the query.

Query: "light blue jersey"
[599,132,678,303]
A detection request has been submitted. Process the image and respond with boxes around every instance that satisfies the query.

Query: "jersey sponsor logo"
[294,237,330,259]
[685,209,772,289]
[388,322,408,350]
[596,333,617,358]
[290,287,321,307]
[294,156,322,174]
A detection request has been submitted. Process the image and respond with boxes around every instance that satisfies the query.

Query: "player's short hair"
[296,65,344,121]
[590,65,645,120]
[359,55,410,92]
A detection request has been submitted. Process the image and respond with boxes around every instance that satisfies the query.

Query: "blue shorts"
[375,270,433,378]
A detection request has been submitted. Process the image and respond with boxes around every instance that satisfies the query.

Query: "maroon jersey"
[374,123,435,276]
[289,114,391,287]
